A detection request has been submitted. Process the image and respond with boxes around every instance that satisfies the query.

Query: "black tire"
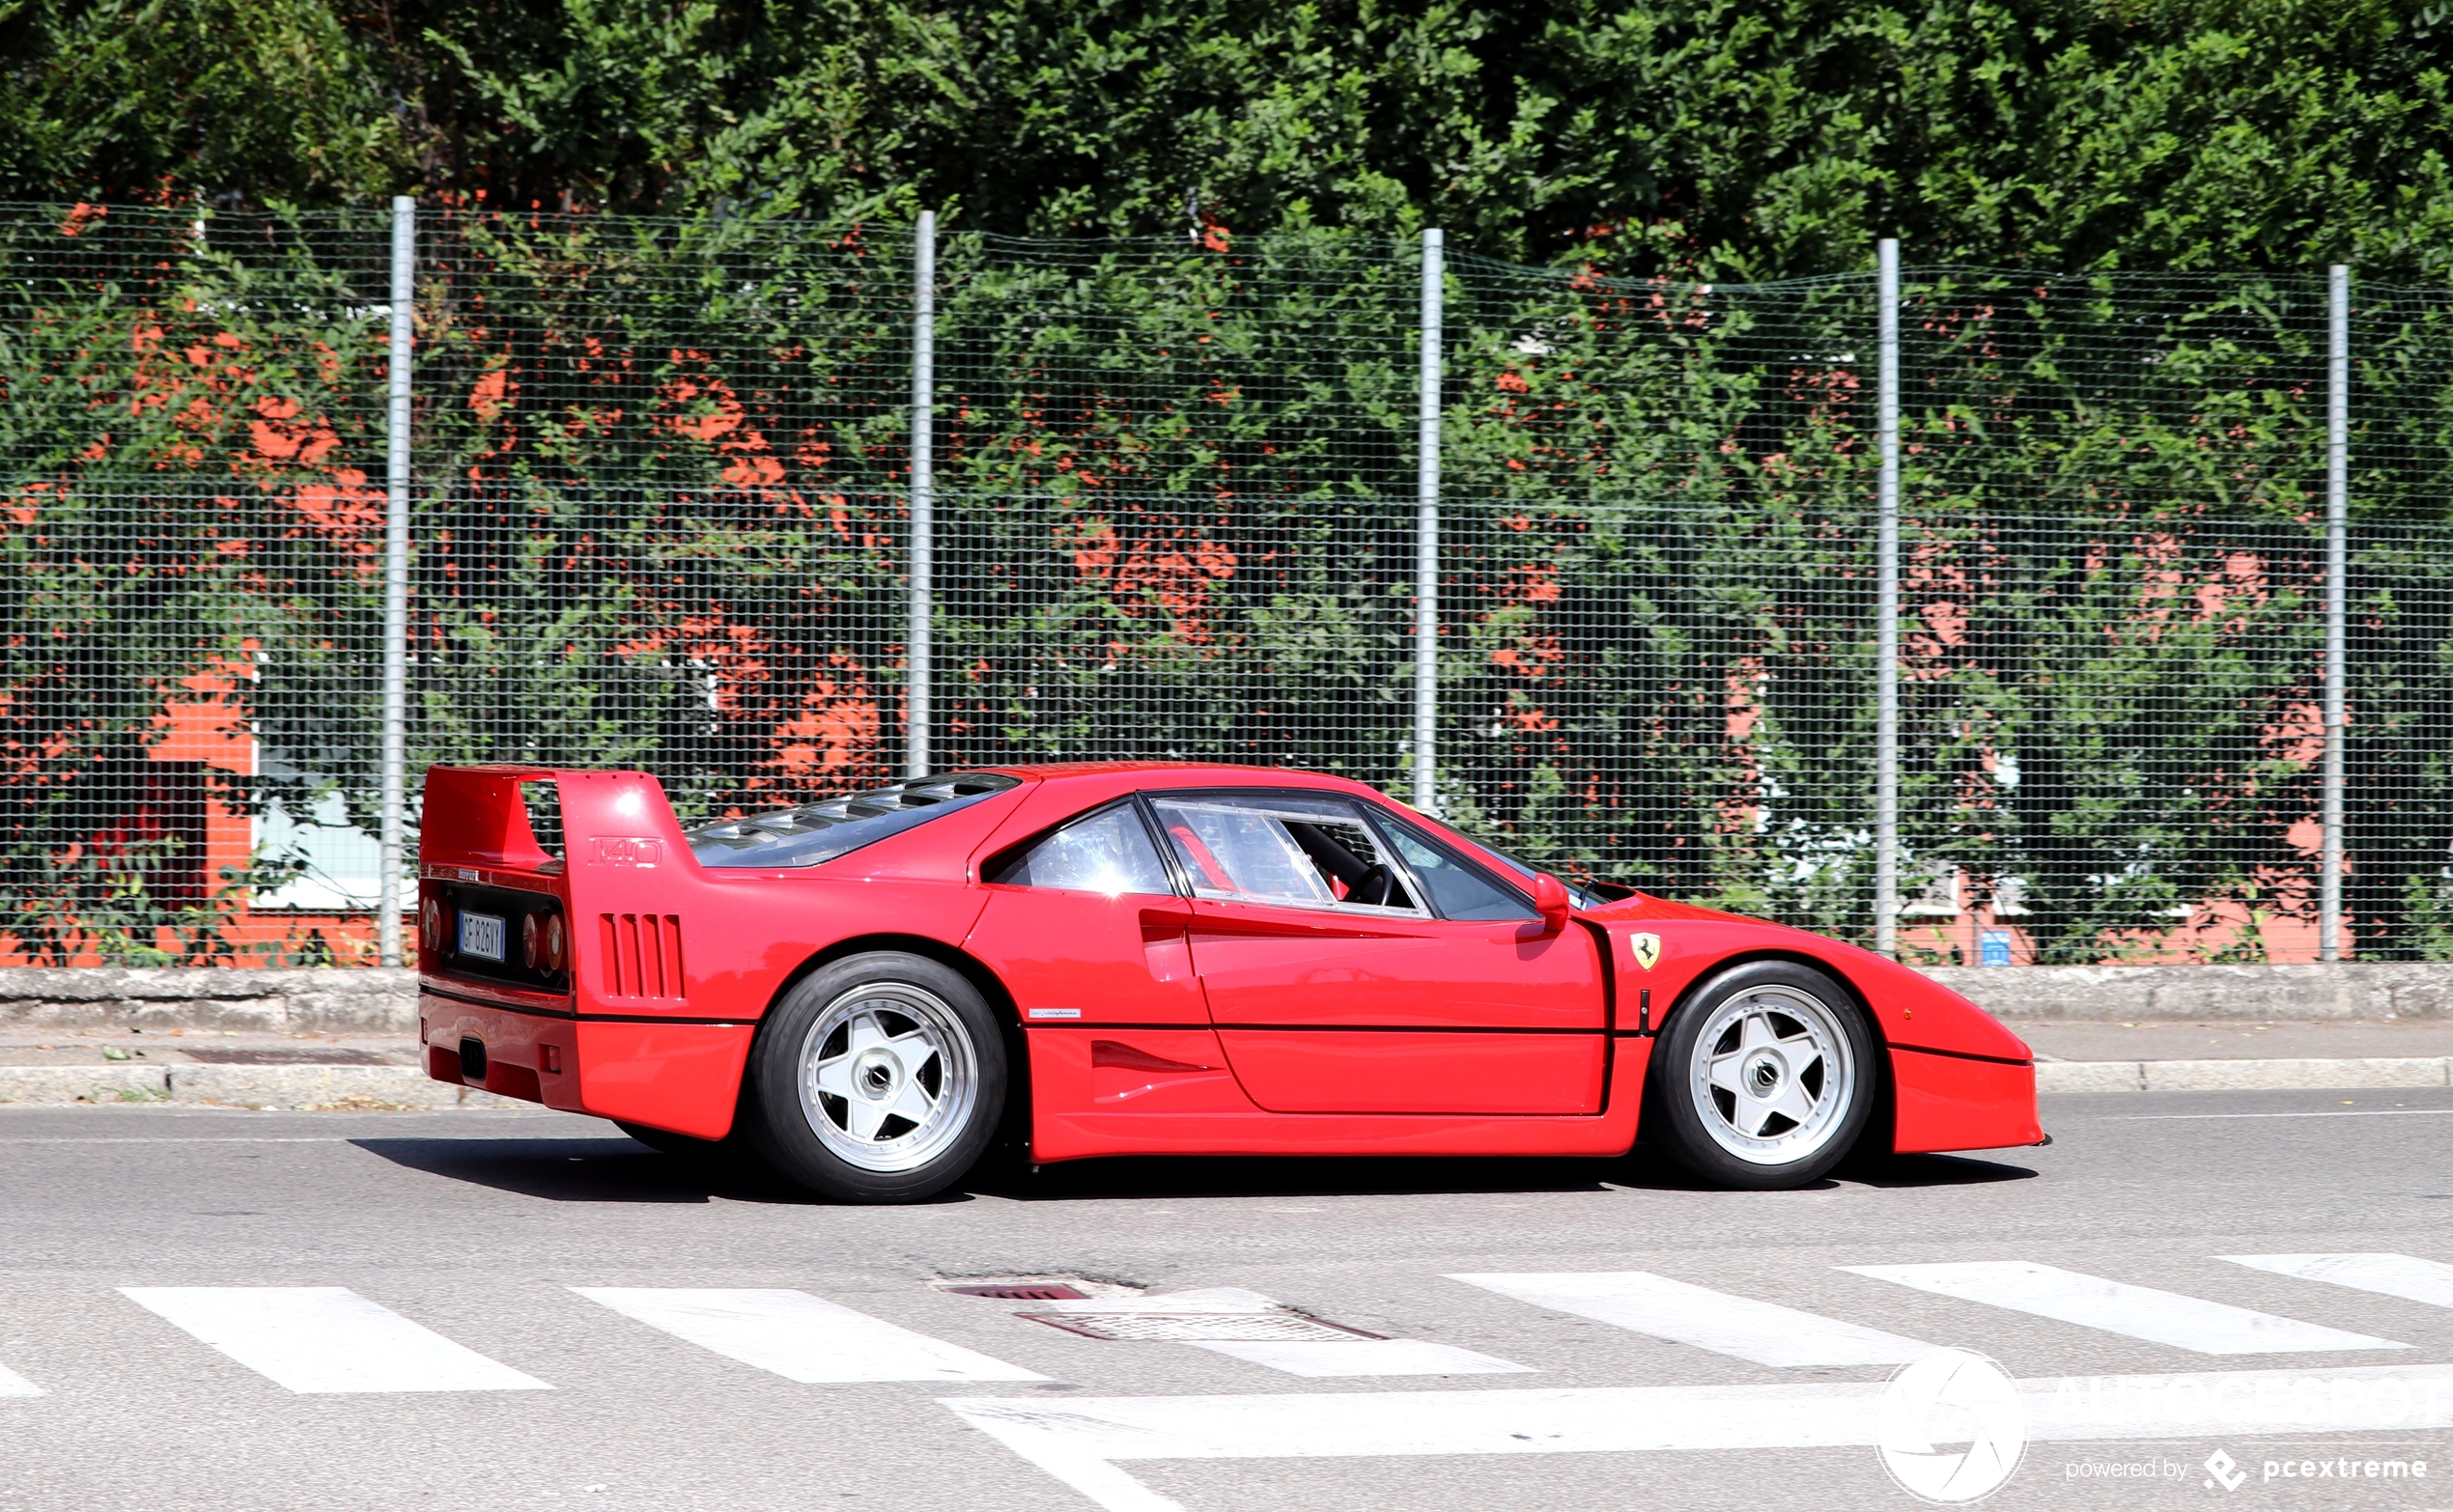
[743,951,1007,1203]
[1649,960,1877,1190]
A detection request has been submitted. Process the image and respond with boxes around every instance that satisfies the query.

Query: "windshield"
[686,772,1020,869]
[1453,832,1605,911]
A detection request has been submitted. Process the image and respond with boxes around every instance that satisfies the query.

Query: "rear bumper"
[419,991,754,1140]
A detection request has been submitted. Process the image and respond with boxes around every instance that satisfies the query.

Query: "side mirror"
[1531,872,1574,935]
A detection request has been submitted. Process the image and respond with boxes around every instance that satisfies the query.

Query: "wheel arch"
[1637,946,1894,1161]
[753,932,1030,1141]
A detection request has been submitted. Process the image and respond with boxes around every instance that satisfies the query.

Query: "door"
[965,798,1240,1116]
[967,799,1205,1025]
[1147,790,1607,1115]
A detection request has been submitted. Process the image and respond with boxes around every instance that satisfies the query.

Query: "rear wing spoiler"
[419,767,706,1003]
[418,766,696,877]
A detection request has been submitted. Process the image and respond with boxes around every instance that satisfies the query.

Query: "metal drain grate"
[930,1274,1141,1302]
[940,1282,1089,1302]
[1019,1311,1385,1343]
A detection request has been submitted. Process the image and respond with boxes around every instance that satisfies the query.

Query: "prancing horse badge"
[1629,933,1662,971]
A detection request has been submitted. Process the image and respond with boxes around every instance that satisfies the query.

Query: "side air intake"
[599,913,687,1000]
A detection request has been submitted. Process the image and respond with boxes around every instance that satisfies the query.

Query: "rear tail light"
[522,910,569,970]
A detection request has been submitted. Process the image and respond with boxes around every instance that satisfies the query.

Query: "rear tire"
[744,952,1007,1203]
[1650,960,1876,1190]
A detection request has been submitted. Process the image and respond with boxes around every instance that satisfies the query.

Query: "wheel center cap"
[854,1047,901,1102]
[1745,1050,1784,1096]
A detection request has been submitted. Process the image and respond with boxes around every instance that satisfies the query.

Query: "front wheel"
[1649,960,1877,1190]
[744,952,1007,1203]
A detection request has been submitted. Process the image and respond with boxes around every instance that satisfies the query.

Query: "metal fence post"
[1875,240,1902,957]
[2322,265,2351,961]
[906,210,937,780]
[1415,229,1443,815]
[378,196,414,967]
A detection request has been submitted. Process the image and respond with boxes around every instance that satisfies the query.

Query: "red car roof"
[972,761,1375,791]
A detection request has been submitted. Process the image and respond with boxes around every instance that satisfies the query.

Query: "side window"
[1148,794,1421,913]
[990,803,1174,896]
[1370,816,1537,921]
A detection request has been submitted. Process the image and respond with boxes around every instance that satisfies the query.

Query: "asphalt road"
[3,1089,2451,1512]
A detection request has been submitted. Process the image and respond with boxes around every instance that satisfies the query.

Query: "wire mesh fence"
[5,202,2451,966]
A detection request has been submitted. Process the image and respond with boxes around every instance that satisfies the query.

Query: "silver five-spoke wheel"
[747,952,1007,1202]
[1652,961,1875,1189]
[799,983,979,1172]
[1689,987,1854,1164]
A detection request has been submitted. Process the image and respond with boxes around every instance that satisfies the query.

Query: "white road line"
[572,1288,1045,1384]
[944,1361,2453,1512]
[1448,1271,1931,1367]
[1188,1340,1532,1377]
[2108,1109,2453,1121]
[119,1287,550,1393]
[1843,1261,2409,1355]
[0,1137,351,1144]
[0,1362,42,1397]
[2225,1252,2453,1310]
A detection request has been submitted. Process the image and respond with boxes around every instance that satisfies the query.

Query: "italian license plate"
[457,910,508,963]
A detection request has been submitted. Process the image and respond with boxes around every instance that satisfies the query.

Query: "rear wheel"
[744,952,1006,1203]
[1650,960,1875,1190]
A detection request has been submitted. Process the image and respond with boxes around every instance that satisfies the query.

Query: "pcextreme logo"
[2204,1450,2246,1491]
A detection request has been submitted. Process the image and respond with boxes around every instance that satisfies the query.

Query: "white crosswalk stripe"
[572,1287,1045,1383]
[1447,1271,1931,1367]
[1032,1287,1528,1377]
[2223,1252,2453,1309]
[943,1361,2453,1512]
[0,1361,42,1397]
[1842,1261,2410,1355]
[118,1287,550,1393]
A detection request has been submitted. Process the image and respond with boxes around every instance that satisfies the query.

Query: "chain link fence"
[5,202,2450,966]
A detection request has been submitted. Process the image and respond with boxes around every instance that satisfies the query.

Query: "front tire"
[744,952,1007,1203]
[1650,960,1876,1190]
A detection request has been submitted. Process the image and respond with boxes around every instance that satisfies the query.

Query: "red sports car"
[415,763,2042,1202]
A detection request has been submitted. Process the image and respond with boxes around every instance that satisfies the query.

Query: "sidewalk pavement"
[7,1021,2453,1109]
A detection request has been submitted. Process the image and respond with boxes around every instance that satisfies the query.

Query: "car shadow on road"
[967,1152,1627,1202]
[1839,1152,2041,1188]
[349,1136,828,1205]
[970,1145,2039,1201]
[351,1135,2035,1205]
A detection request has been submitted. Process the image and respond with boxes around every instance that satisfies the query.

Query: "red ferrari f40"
[416,763,2043,1202]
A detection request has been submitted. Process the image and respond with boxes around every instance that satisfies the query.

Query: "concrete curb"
[3,1056,2442,1107]
[2037,1056,2453,1093]
[11,961,2453,1033]
[0,1063,522,1110]
[0,967,416,1033]
[1929,963,2453,1022]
